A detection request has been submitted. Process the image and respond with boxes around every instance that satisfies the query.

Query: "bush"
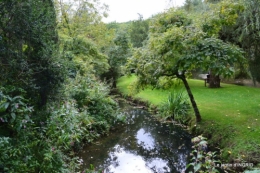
[66,74,123,126]
[0,91,33,135]
[0,117,72,173]
[157,89,191,123]
[0,75,125,172]
[186,135,221,173]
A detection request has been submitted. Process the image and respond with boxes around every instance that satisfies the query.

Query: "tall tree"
[55,0,113,79]
[62,36,109,77]
[196,0,245,87]
[129,14,149,48]
[0,0,64,106]
[102,31,131,88]
[55,0,113,50]
[236,0,260,84]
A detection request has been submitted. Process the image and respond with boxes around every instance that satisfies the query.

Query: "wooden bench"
[204,74,210,87]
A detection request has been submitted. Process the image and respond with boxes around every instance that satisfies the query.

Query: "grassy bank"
[117,75,260,166]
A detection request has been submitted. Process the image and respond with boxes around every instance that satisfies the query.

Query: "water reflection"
[78,108,191,173]
[137,128,155,150]
[105,149,152,173]
[147,158,170,173]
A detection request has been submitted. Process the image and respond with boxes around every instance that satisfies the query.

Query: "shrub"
[66,74,123,126]
[187,135,221,173]
[157,89,191,123]
[0,77,125,172]
[0,119,72,173]
[0,91,33,135]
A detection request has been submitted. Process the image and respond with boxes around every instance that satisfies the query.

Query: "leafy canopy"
[128,7,245,122]
[130,8,245,86]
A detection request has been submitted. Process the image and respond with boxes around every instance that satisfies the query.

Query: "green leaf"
[0,102,9,112]
[197,153,203,159]
[194,163,202,172]
[11,113,16,120]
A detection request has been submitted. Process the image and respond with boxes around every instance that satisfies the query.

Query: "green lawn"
[117,75,260,164]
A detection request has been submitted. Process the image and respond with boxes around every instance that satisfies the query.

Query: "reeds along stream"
[78,107,192,173]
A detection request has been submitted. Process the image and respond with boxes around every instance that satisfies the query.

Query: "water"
[78,107,192,173]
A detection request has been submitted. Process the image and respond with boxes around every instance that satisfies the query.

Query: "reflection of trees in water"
[120,109,191,172]
[80,108,191,172]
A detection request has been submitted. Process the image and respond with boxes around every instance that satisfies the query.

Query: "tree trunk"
[178,74,202,122]
[40,91,47,107]
[208,74,220,88]
[112,77,117,88]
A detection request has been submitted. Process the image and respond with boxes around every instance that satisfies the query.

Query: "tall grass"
[157,89,191,123]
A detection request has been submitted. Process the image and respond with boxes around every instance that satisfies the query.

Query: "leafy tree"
[128,9,245,122]
[129,14,149,48]
[62,36,109,77]
[0,1,122,172]
[55,0,112,79]
[0,0,64,106]
[225,0,260,84]
[102,31,132,88]
[186,38,245,87]
[201,0,244,38]
[183,0,204,12]
[55,0,113,50]
[201,0,260,84]
[190,0,245,86]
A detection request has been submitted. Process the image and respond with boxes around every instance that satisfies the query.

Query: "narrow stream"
[79,106,192,173]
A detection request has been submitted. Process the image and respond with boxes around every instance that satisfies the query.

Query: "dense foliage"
[0,0,63,107]
[127,1,246,122]
[1,0,260,171]
[129,14,149,48]
[240,0,260,83]
[220,0,260,84]
[0,0,124,172]
[101,31,132,87]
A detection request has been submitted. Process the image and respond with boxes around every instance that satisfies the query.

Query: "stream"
[78,105,192,173]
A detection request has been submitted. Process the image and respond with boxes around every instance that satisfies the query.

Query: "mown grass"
[117,75,260,165]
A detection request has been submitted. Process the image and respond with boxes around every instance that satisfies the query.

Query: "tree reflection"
[79,108,192,173]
